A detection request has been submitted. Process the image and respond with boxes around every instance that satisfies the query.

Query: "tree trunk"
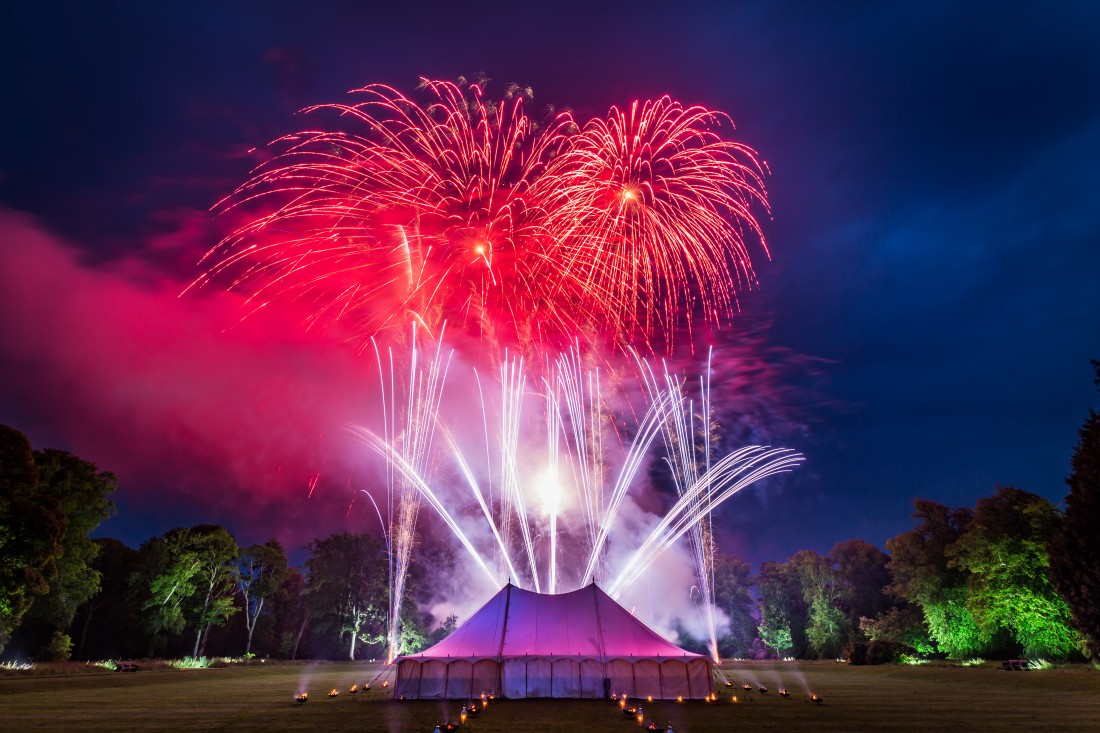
[198,623,212,657]
[348,608,363,661]
[192,570,216,657]
[291,611,311,661]
[76,601,99,659]
[244,597,262,656]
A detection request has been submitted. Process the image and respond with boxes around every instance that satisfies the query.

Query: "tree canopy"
[0,425,65,655]
[886,500,989,658]
[134,525,239,656]
[305,532,388,660]
[237,540,290,656]
[949,487,1081,658]
[26,449,117,634]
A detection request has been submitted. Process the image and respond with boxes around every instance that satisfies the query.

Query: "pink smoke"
[0,207,384,551]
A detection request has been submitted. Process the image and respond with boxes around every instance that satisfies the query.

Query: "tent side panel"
[551,659,580,698]
[529,658,552,698]
[396,659,422,699]
[579,659,605,699]
[502,659,528,699]
[471,659,501,697]
[686,659,712,698]
[607,659,635,697]
[445,660,473,699]
[659,660,689,699]
[417,659,447,699]
[633,659,661,700]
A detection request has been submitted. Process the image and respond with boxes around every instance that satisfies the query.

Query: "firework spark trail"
[357,342,800,608]
[577,390,674,587]
[353,425,496,586]
[606,445,805,598]
[364,326,454,663]
[635,350,722,661]
[192,79,770,355]
[442,428,519,584]
[499,355,541,591]
[550,349,602,565]
[543,382,562,593]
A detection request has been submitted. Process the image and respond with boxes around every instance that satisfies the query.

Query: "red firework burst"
[192,77,769,354]
[541,97,770,351]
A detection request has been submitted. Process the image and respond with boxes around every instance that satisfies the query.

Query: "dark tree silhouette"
[829,539,892,631]
[713,555,756,658]
[1050,360,1100,662]
[305,532,387,660]
[237,540,289,656]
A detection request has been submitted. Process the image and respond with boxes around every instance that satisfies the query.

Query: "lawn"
[0,660,1097,732]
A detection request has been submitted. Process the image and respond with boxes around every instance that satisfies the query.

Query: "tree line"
[703,361,1100,664]
[1,362,1097,663]
[706,487,1082,663]
[0,425,450,662]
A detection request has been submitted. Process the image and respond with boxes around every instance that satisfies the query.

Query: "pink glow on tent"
[401,583,705,661]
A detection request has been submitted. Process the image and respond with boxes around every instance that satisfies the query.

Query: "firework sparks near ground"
[198,77,797,662]
[352,338,803,661]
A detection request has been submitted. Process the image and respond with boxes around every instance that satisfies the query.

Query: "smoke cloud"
[0,205,800,643]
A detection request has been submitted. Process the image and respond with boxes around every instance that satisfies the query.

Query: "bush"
[845,639,915,665]
[37,632,73,662]
[845,641,868,665]
[171,656,209,669]
[868,640,914,664]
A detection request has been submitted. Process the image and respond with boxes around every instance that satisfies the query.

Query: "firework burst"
[192,78,769,355]
[543,98,770,351]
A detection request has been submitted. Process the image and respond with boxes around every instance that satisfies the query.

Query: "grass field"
[1,660,1097,732]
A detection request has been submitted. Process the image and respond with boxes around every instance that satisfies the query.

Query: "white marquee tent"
[394,583,713,699]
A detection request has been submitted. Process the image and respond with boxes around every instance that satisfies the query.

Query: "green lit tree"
[135,525,239,656]
[787,550,850,659]
[184,526,240,657]
[25,449,117,652]
[135,531,198,641]
[275,568,311,659]
[951,487,1083,659]
[429,613,459,645]
[859,605,934,654]
[1049,360,1100,663]
[887,500,990,657]
[0,425,64,655]
[756,560,807,657]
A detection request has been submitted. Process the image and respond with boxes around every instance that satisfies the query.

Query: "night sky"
[2,1,1099,576]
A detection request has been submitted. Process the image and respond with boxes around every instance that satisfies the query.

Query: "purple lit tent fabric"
[394,583,713,699]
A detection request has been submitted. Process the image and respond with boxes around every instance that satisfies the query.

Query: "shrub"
[38,632,73,662]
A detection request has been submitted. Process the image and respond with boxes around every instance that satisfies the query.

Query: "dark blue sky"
[2,1,1098,569]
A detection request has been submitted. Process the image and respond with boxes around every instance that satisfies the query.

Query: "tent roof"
[398,583,706,662]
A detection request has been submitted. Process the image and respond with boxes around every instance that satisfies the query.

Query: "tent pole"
[591,584,610,695]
